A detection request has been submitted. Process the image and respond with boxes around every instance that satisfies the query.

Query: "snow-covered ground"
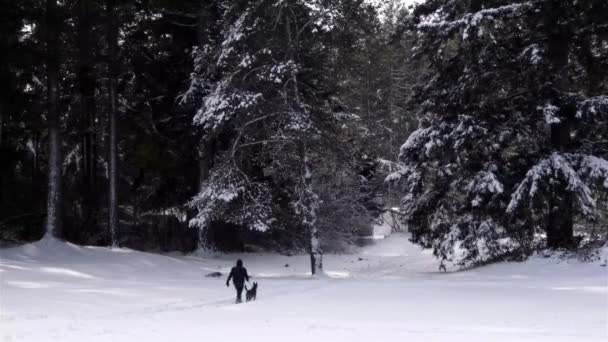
[1,233,606,342]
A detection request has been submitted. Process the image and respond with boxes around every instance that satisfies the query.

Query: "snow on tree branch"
[399,126,437,158]
[417,2,536,39]
[431,211,514,268]
[465,166,504,207]
[577,155,608,189]
[519,44,543,65]
[398,115,487,160]
[507,153,608,218]
[540,103,560,124]
[188,167,245,229]
[465,168,504,195]
[576,96,608,118]
[188,165,273,232]
[194,80,263,135]
[217,9,257,66]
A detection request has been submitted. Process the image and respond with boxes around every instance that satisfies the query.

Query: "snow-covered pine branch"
[576,96,608,118]
[417,1,536,39]
[188,165,273,233]
[432,214,514,269]
[465,166,504,208]
[194,80,263,137]
[397,115,488,161]
[507,153,608,220]
[519,44,543,65]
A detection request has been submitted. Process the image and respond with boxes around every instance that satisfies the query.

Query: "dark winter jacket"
[226,266,249,287]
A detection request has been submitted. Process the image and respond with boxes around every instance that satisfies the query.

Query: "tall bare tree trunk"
[32,133,40,203]
[285,12,322,275]
[78,0,98,235]
[193,2,220,250]
[0,101,5,208]
[0,101,3,148]
[45,0,62,239]
[196,3,216,192]
[107,0,119,246]
[302,144,322,275]
[304,151,323,275]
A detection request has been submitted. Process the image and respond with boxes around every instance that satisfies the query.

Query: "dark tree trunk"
[45,0,62,238]
[77,0,98,233]
[547,122,575,248]
[544,0,574,249]
[547,191,574,249]
[106,0,119,246]
[299,141,322,275]
[194,2,219,249]
[0,101,3,148]
[32,133,40,204]
[0,101,5,208]
[196,2,216,192]
[198,141,214,192]
[284,11,322,275]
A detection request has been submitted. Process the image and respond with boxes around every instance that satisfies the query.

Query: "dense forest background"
[1,0,607,270]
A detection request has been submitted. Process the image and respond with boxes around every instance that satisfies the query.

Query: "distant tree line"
[0,0,413,269]
[1,0,606,271]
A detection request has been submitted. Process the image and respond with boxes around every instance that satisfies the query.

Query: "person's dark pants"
[235,284,244,303]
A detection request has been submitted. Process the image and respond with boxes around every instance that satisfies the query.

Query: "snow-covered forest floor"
[1,233,606,342]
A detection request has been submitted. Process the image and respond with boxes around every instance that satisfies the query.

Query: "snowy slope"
[1,234,606,342]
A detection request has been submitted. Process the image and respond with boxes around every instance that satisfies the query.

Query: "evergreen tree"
[0,0,48,242]
[186,0,375,273]
[390,0,608,268]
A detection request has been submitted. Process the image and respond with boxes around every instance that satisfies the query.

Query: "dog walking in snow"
[245,282,257,302]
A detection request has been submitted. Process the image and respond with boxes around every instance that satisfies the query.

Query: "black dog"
[245,282,257,302]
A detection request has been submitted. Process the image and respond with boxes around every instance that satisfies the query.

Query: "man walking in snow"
[226,259,250,303]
